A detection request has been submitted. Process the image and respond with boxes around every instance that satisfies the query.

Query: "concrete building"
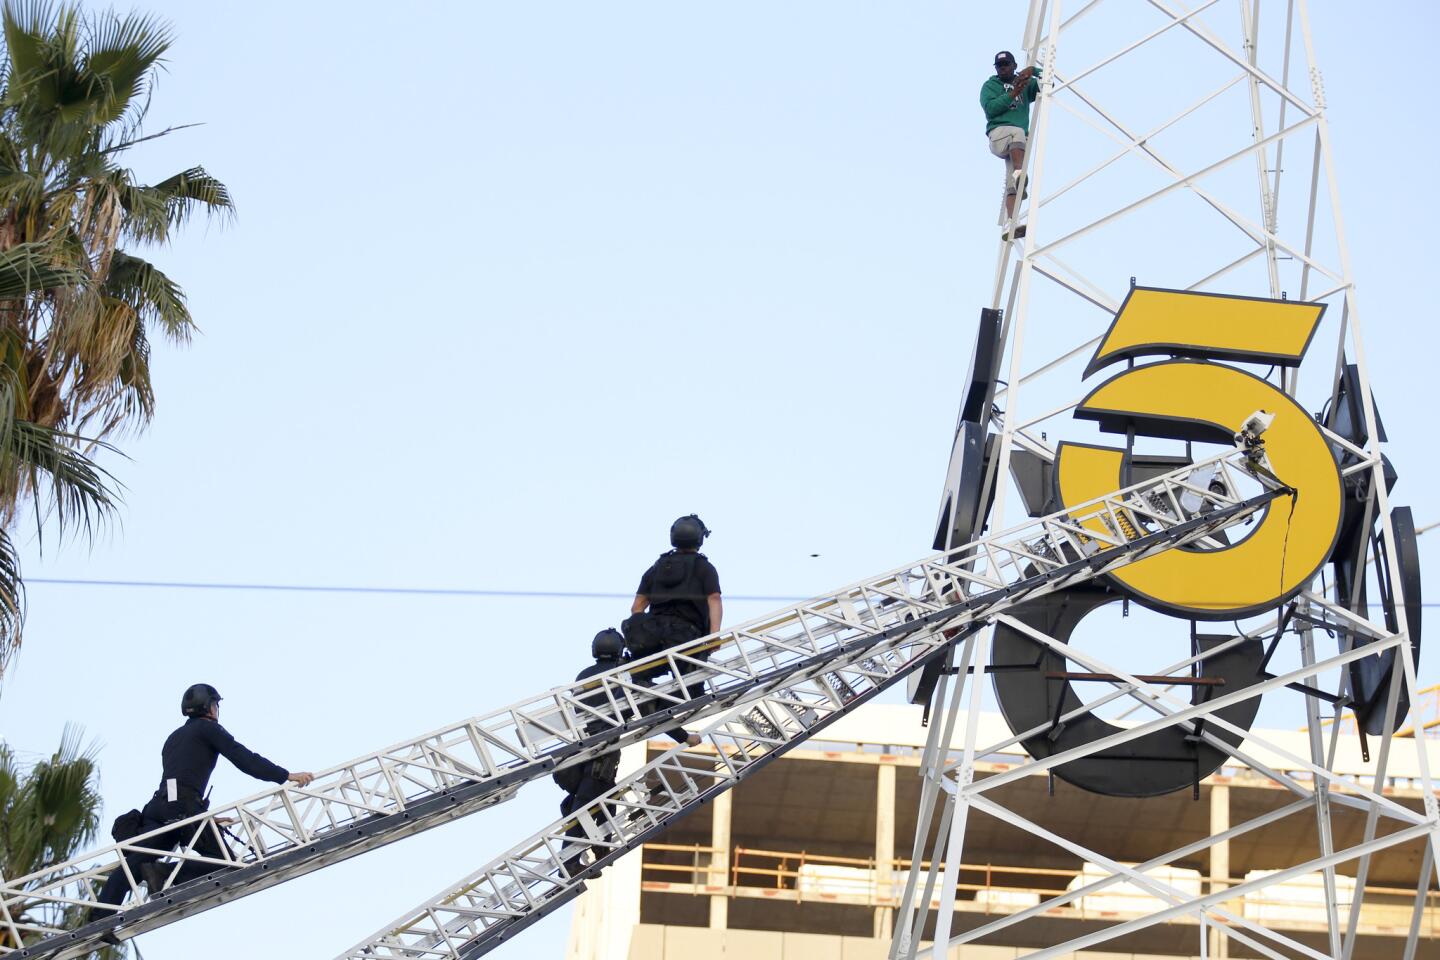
[564,704,1439,960]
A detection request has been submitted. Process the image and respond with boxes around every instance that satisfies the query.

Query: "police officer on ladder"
[93,684,315,911]
[623,514,722,699]
[557,629,700,874]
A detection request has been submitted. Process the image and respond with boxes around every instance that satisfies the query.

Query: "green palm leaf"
[78,10,171,127]
[0,727,127,956]
[0,527,22,671]
[2,417,121,541]
[0,1,56,97]
[103,250,192,342]
[147,165,234,225]
[0,241,83,298]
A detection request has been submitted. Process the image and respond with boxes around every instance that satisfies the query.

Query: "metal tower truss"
[334,454,1285,960]
[2,452,1281,959]
[898,1,1439,959]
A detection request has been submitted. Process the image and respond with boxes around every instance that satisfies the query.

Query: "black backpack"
[589,751,620,784]
[111,808,144,842]
[623,610,704,658]
[552,764,584,793]
[552,752,621,793]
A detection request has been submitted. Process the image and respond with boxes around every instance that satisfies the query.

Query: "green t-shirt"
[980,67,1042,134]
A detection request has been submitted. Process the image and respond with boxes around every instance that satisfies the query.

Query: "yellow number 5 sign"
[1055,287,1342,619]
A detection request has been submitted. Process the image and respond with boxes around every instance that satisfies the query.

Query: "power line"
[21,576,1440,607]
[23,523,1439,604]
[24,577,808,603]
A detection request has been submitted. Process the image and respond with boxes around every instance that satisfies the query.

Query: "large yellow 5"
[1055,288,1342,620]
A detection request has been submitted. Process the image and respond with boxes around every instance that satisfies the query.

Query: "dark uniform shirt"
[637,552,721,633]
[155,717,288,806]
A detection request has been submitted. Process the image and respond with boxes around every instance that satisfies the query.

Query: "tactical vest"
[647,550,709,629]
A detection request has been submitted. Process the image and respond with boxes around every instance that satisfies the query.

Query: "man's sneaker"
[559,844,588,876]
[1002,224,1028,241]
[1011,169,1030,198]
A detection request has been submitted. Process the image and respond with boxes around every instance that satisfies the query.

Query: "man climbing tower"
[981,50,1042,239]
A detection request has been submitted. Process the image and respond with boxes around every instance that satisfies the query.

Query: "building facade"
[565,704,1439,960]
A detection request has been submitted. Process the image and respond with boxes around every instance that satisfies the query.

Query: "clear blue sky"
[2,3,1437,958]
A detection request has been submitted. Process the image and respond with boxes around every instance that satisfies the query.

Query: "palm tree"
[0,727,124,957]
[0,0,232,675]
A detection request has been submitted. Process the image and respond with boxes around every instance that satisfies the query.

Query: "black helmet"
[592,628,625,660]
[181,683,223,718]
[669,514,711,549]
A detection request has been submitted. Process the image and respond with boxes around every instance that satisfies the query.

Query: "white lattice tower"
[893,2,1440,959]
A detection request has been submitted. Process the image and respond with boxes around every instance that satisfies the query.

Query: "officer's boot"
[140,862,170,893]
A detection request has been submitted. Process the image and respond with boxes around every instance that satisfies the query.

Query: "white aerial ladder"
[3,450,1284,959]
[329,454,1292,960]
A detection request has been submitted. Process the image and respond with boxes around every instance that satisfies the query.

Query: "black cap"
[994,50,1016,66]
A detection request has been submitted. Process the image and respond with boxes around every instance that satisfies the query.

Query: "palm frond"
[1,417,121,545]
[0,741,21,840]
[0,725,114,954]
[0,241,84,300]
[146,166,233,225]
[102,250,191,341]
[1,725,102,874]
[0,526,23,677]
[0,2,56,98]
[0,737,32,877]
[105,167,167,244]
[23,724,99,862]
[0,167,49,225]
[4,3,87,151]
[4,2,166,134]
[79,10,170,127]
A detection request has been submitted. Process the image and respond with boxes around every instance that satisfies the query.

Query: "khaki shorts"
[988,124,1027,158]
[988,125,1027,193]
